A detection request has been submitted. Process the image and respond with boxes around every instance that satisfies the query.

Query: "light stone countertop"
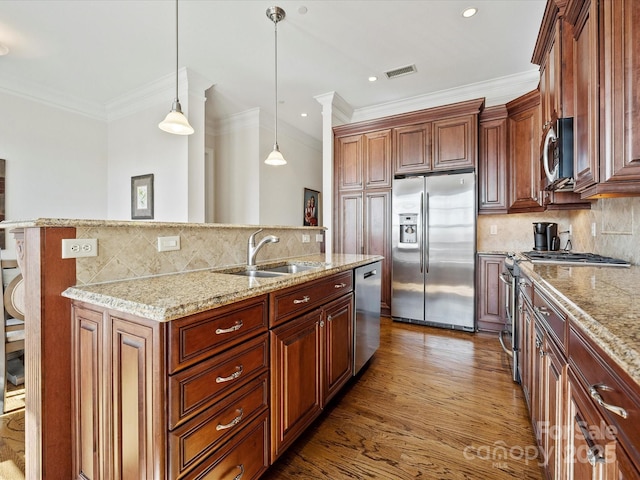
[519,260,640,388]
[62,254,382,322]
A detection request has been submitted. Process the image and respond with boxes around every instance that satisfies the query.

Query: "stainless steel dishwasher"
[353,261,382,374]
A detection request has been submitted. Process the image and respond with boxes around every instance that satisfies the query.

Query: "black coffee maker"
[533,222,559,251]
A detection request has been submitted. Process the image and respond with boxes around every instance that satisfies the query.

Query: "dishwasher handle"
[363,269,378,279]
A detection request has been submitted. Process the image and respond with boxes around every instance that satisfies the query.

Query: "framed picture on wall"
[131,174,154,220]
[303,188,320,226]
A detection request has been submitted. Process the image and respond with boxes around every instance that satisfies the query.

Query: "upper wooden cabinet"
[506,90,544,213]
[393,123,432,174]
[335,130,392,191]
[564,0,640,198]
[478,106,509,214]
[432,115,476,171]
[335,134,364,191]
[364,130,392,189]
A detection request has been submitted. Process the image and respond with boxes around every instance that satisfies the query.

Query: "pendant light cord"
[174,0,179,103]
[274,19,278,147]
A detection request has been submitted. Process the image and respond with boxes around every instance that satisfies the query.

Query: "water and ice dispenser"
[399,213,418,244]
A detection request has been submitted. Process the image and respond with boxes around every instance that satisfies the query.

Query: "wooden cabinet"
[393,123,432,174]
[270,290,354,462]
[432,114,476,171]
[507,90,544,213]
[71,295,270,480]
[478,106,509,214]
[476,254,506,332]
[335,130,392,191]
[72,304,166,480]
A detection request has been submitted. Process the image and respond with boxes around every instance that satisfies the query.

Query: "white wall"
[259,113,323,227]
[0,91,108,221]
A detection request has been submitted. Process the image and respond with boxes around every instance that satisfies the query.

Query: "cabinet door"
[364,130,392,189]
[432,115,476,171]
[540,20,562,131]
[270,309,323,462]
[111,316,164,480]
[478,107,508,214]
[476,254,506,332]
[72,305,109,480]
[323,295,353,405]
[393,123,432,174]
[508,92,544,213]
[600,0,640,184]
[335,191,363,255]
[542,335,564,480]
[571,0,600,192]
[364,189,391,312]
[335,134,364,191]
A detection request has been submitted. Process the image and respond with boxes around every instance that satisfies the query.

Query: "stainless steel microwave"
[543,117,574,191]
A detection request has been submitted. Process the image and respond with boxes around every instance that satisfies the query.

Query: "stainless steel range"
[521,251,630,267]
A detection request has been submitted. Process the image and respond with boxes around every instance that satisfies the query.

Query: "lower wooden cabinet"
[270,293,354,463]
[476,254,506,332]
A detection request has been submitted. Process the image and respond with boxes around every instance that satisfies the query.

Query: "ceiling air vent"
[385,64,417,79]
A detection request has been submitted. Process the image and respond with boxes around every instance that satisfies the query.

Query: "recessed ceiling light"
[0,44,9,56]
[462,7,478,18]
[298,6,308,15]
[368,76,378,82]
[300,113,308,117]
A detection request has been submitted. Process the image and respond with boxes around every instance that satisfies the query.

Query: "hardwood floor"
[263,317,544,479]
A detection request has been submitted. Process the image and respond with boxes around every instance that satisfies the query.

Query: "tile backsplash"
[478,197,640,265]
[75,225,324,285]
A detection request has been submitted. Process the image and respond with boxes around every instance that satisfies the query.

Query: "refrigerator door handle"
[420,192,424,273]
[424,192,430,273]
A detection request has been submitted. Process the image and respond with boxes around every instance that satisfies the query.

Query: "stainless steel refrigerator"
[391,171,476,331]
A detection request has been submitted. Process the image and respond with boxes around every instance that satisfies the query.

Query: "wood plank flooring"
[262,317,545,479]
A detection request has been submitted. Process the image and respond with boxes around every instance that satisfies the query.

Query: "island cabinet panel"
[270,271,353,327]
[270,308,323,461]
[168,335,269,429]
[180,413,269,480]
[323,295,353,405]
[71,302,166,480]
[168,295,268,374]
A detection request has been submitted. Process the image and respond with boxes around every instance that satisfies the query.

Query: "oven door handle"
[499,273,512,285]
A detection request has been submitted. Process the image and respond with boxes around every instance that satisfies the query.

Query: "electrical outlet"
[591,222,597,237]
[62,238,98,258]
[315,233,324,242]
[157,235,180,252]
[490,225,497,235]
[302,234,310,243]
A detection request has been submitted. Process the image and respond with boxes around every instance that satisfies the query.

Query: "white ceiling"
[0,0,546,140]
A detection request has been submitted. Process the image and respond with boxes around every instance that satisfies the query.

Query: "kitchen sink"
[226,262,323,277]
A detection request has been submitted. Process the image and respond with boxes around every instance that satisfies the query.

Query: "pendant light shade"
[159,0,194,135]
[265,6,286,165]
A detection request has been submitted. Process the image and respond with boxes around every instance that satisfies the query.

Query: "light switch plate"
[158,235,180,252]
[302,234,310,243]
[315,233,324,242]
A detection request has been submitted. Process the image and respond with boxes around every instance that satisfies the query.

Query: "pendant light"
[159,0,194,135]
[265,6,287,165]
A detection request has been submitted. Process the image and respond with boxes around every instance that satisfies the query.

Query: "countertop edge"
[63,255,383,322]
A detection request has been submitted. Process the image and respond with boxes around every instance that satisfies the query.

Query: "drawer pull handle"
[293,295,310,304]
[233,464,245,480]
[589,384,628,419]
[216,365,243,383]
[335,283,347,288]
[216,320,244,335]
[534,306,550,317]
[216,408,244,431]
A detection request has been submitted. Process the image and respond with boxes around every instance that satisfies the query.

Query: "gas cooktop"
[521,251,630,267]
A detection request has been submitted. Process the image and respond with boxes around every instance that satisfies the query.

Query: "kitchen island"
[62,252,382,480]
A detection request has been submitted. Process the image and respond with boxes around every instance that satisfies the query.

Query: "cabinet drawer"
[270,271,353,327]
[533,288,566,348]
[168,296,268,374]
[182,412,269,480]
[169,373,268,479]
[169,335,268,429]
[569,325,640,461]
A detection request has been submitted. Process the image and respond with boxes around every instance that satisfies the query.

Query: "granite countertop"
[62,253,382,322]
[518,260,640,388]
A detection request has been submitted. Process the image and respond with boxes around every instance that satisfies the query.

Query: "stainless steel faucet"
[247,229,280,267]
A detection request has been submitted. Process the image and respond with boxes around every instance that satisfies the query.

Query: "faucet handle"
[248,229,263,245]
